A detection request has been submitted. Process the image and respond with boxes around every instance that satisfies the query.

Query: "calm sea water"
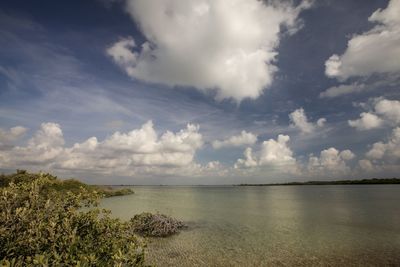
[100,185,400,266]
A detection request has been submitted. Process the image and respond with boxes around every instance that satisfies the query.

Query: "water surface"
[100,185,400,266]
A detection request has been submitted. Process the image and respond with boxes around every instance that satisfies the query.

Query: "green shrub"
[92,186,134,198]
[0,170,55,188]
[0,174,146,266]
[0,171,134,198]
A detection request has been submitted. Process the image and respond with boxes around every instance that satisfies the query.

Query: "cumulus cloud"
[348,112,383,131]
[325,0,400,80]
[0,123,65,165]
[356,127,400,175]
[212,130,257,149]
[0,121,206,177]
[107,0,312,101]
[348,98,400,130]
[358,159,374,172]
[234,147,258,168]
[307,147,355,174]
[259,135,296,166]
[235,134,296,170]
[289,108,325,133]
[374,98,400,124]
[0,126,27,149]
[366,127,400,161]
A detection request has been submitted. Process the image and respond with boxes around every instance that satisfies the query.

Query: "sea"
[100,185,400,266]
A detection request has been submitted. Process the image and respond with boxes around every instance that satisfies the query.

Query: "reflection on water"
[100,185,400,266]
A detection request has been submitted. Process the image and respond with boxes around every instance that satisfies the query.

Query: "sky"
[0,0,400,184]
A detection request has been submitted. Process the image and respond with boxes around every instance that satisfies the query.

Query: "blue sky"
[1,0,399,184]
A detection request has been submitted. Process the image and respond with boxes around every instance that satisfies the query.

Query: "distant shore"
[238,178,400,186]
[98,178,400,187]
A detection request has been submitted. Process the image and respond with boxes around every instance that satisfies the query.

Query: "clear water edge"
[100,185,400,266]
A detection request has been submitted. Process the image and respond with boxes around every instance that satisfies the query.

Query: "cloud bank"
[2,120,400,181]
[0,121,205,177]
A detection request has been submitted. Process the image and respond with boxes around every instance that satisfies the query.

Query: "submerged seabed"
[100,185,400,266]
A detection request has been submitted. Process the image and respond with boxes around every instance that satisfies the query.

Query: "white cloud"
[307,147,355,174]
[339,149,356,161]
[366,141,387,160]
[234,147,258,168]
[366,127,400,161]
[0,123,65,165]
[29,122,65,149]
[235,134,296,170]
[348,98,400,130]
[205,160,222,170]
[107,0,312,101]
[316,118,327,127]
[358,159,374,172]
[0,121,206,177]
[319,83,366,98]
[61,121,203,172]
[259,135,296,166]
[212,130,257,149]
[199,161,229,177]
[374,98,400,124]
[324,54,341,78]
[320,76,400,98]
[0,126,27,149]
[357,127,400,175]
[325,0,400,80]
[348,112,383,130]
[289,108,325,133]
[106,37,137,68]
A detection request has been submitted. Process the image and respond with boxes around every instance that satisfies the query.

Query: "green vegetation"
[239,178,400,186]
[95,186,135,198]
[0,169,134,198]
[0,170,186,266]
[0,172,146,266]
[130,212,186,237]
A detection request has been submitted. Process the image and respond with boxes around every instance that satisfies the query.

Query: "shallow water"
[100,185,400,266]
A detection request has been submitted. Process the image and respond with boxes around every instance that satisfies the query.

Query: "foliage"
[0,170,134,198]
[0,169,53,188]
[94,186,134,198]
[130,212,185,237]
[0,174,146,266]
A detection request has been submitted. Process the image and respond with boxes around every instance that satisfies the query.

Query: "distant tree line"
[239,178,400,186]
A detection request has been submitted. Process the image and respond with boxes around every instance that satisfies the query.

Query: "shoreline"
[96,178,400,187]
[237,178,400,186]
